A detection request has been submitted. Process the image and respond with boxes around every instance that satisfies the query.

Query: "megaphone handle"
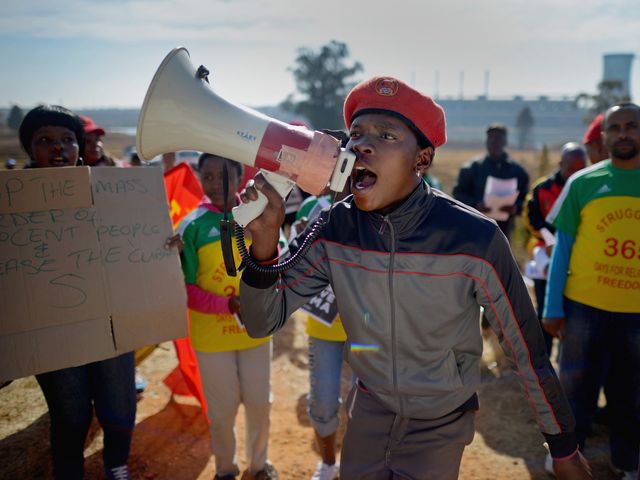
[232,170,295,227]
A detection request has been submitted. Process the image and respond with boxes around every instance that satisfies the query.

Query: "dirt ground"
[0,128,617,479]
[0,310,616,480]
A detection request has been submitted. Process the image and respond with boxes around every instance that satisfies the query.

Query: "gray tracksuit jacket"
[240,182,577,457]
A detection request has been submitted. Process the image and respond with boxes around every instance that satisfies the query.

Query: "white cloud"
[0,0,638,107]
[2,0,638,48]
[0,0,313,42]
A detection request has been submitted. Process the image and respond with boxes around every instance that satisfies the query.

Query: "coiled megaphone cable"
[233,191,337,275]
[234,217,324,275]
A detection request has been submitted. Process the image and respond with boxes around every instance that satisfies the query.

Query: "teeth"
[355,166,366,171]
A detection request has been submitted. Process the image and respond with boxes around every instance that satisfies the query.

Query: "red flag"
[163,337,209,418]
[162,164,208,416]
[164,162,204,229]
[240,165,259,190]
[162,322,208,418]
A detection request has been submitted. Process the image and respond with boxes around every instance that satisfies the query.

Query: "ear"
[415,146,434,172]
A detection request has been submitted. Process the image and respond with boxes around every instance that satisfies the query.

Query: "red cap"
[80,115,106,136]
[344,76,446,148]
[583,113,604,144]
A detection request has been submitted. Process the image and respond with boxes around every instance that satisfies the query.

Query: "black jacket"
[453,153,530,235]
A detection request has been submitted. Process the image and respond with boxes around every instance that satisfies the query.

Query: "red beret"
[583,113,604,144]
[80,115,106,136]
[344,76,446,148]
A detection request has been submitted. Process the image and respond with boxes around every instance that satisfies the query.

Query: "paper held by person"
[483,176,519,221]
[524,245,551,280]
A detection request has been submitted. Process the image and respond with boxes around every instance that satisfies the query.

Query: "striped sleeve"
[480,228,577,457]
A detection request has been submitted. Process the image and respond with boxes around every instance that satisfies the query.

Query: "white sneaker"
[106,465,131,480]
[544,453,555,477]
[311,462,339,480]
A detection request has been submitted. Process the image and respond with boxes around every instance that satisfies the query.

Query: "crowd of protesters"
[5,83,639,479]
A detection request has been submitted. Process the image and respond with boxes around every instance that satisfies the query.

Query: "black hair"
[19,105,85,163]
[605,102,640,121]
[486,123,508,135]
[197,152,244,177]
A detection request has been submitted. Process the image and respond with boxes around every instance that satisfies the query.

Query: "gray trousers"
[341,383,475,480]
[196,341,272,477]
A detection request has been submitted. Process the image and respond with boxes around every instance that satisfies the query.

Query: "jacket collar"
[552,170,566,186]
[364,180,436,237]
[485,152,509,164]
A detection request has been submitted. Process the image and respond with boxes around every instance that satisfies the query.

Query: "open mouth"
[51,156,69,166]
[352,165,377,191]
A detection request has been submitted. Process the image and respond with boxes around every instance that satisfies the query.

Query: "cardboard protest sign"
[0,167,187,381]
[299,285,339,327]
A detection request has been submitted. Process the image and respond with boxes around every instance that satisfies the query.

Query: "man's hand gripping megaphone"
[235,148,355,263]
[238,172,288,262]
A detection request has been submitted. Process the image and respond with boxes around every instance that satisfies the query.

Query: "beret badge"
[375,78,399,97]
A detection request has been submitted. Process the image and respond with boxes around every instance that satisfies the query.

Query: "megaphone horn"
[137,47,355,226]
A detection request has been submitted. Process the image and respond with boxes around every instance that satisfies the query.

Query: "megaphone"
[137,47,355,227]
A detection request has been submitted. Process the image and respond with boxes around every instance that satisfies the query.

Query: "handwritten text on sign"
[0,166,187,381]
[0,166,183,337]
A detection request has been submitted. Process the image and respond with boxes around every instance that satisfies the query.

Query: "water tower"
[603,53,635,98]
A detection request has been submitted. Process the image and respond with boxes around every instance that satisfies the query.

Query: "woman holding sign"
[19,105,136,480]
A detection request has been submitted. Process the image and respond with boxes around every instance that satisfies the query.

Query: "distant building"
[603,53,635,98]
[4,54,629,149]
[260,98,586,148]
[436,95,586,147]
[431,52,636,147]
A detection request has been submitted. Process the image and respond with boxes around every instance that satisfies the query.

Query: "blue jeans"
[561,298,640,471]
[308,338,345,438]
[36,352,137,479]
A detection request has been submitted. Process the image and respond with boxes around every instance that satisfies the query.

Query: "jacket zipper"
[384,215,402,416]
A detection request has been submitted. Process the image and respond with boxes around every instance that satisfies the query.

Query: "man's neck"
[611,156,640,170]
[487,152,506,162]
[376,179,423,216]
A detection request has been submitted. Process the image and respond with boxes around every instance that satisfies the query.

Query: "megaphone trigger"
[231,170,295,228]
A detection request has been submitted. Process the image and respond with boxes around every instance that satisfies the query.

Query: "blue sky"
[1,0,638,110]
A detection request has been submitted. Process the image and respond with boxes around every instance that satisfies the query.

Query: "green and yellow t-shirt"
[179,205,270,352]
[548,160,640,312]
